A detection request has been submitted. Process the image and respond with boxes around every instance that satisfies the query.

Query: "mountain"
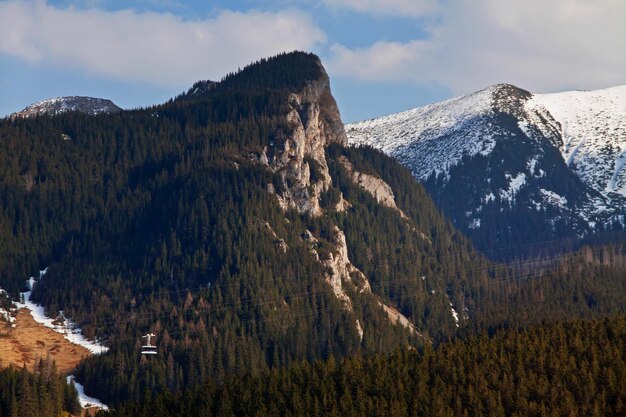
[10,96,122,119]
[347,84,626,257]
[528,86,626,200]
[2,53,626,409]
[0,52,492,403]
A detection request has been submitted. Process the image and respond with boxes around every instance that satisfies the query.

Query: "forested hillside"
[0,52,492,403]
[466,244,626,333]
[0,360,81,417]
[0,52,625,408]
[102,315,626,417]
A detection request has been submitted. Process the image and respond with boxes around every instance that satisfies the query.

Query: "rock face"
[261,221,288,253]
[377,302,420,336]
[337,155,406,217]
[11,97,121,119]
[263,61,347,217]
[305,224,422,341]
[300,225,367,339]
[320,226,371,310]
[254,57,421,340]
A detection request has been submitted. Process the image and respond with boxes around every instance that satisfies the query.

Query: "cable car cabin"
[141,333,157,355]
[141,345,158,355]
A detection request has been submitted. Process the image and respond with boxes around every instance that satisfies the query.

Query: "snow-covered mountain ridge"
[528,86,626,199]
[347,84,625,253]
[10,96,122,119]
[347,84,504,180]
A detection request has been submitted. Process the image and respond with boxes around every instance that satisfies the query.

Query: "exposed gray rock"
[377,302,422,336]
[261,221,288,253]
[256,58,423,342]
[334,192,351,212]
[337,155,405,216]
[263,62,347,217]
[320,226,371,306]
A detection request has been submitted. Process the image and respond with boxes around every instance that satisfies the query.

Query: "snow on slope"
[347,84,625,233]
[10,96,121,119]
[527,85,626,198]
[67,375,109,410]
[1,271,110,410]
[347,85,497,180]
[14,268,109,355]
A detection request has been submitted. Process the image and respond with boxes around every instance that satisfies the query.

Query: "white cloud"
[322,0,438,17]
[0,1,326,86]
[329,41,432,82]
[329,0,626,94]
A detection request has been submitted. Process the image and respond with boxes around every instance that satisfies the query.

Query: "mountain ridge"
[2,53,625,409]
[0,52,483,403]
[10,96,122,119]
[347,83,625,255]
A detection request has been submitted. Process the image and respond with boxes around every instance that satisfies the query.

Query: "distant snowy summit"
[528,86,626,200]
[10,96,122,119]
[347,84,626,254]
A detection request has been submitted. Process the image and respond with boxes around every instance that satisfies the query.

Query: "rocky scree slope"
[347,84,625,256]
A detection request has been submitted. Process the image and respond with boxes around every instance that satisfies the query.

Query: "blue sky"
[1,0,625,122]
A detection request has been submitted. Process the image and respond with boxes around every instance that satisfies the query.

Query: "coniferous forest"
[0,360,81,417]
[101,315,626,417]
[0,52,625,415]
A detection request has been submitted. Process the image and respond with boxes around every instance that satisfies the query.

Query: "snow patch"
[67,375,108,410]
[449,302,460,327]
[527,157,545,178]
[499,173,526,202]
[348,82,626,234]
[0,289,15,325]
[0,311,14,325]
[12,96,121,119]
[539,189,568,208]
[15,269,108,354]
[518,121,532,138]
[608,151,626,193]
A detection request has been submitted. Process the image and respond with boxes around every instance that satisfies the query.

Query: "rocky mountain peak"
[490,83,532,100]
[255,53,347,216]
[10,96,121,119]
[295,64,348,147]
[489,84,533,115]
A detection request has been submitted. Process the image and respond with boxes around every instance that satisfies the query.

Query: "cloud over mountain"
[0,1,326,86]
[329,0,626,95]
